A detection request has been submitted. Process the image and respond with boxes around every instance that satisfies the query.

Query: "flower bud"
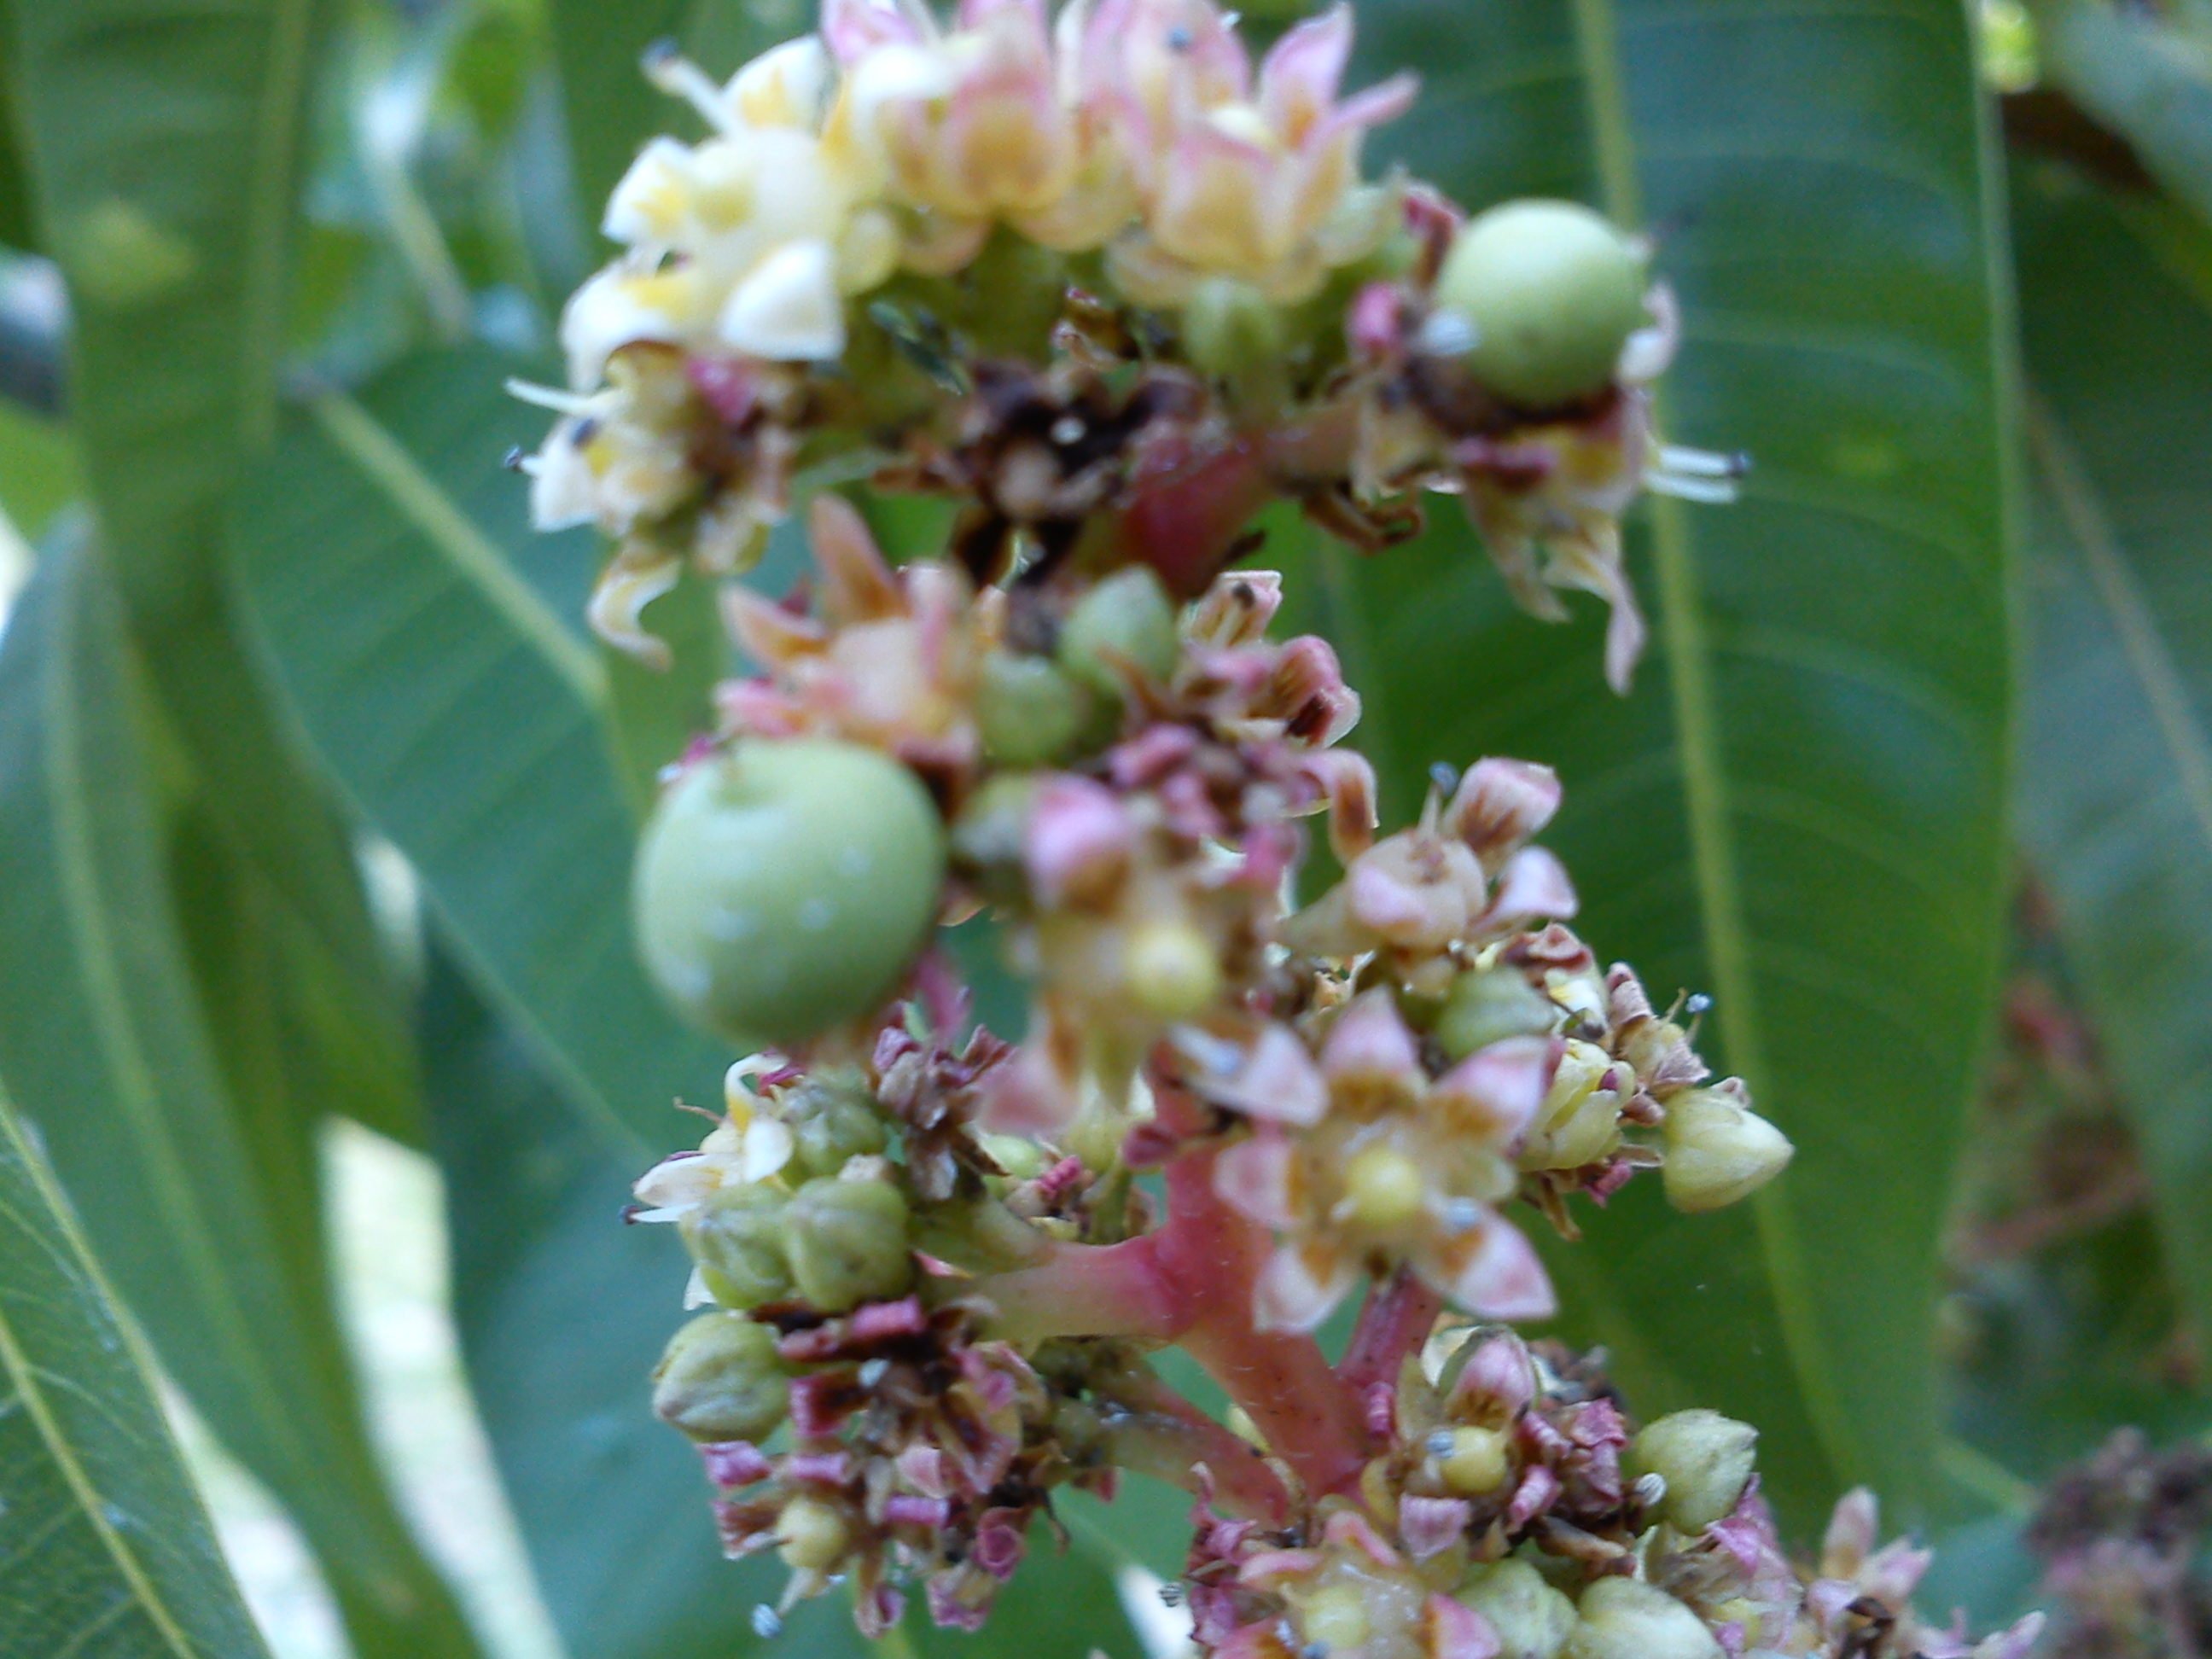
[651,1313,790,1442]
[951,771,1043,886]
[1435,1425,1511,1495]
[1628,1409,1758,1532]
[976,650,1098,766]
[787,1075,891,1179]
[633,741,948,1045]
[1433,200,1650,408]
[1455,1561,1576,1659]
[1435,965,1558,1062]
[1057,568,1180,697]
[775,1497,853,1574]
[1124,919,1225,1019]
[1519,1039,1621,1171]
[980,1132,1053,1183]
[681,1183,796,1309]
[1343,1141,1429,1231]
[1660,1086,1793,1213]
[1565,1578,1723,1659]
[785,1176,914,1312]
[1181,277,1289,391]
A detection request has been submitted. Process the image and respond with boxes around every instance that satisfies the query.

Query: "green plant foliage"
[228,345,728,1144]
[0,540,476,1657]
[2011,160,2212,1376]
[10,0,426,1149]
[2030,0,2212,229]
[1324,0,2019,1532]
[0,1096,271,1659]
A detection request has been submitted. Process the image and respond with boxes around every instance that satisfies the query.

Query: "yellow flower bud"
[1436,1425,1511,1495]
[1661,1086,1793,1213]
[775,1497,853,1573]
[1125,920,1225,1019]
[1343,1142,1429,1231]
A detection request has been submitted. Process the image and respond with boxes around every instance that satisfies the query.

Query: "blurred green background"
[0,0,2206,1654]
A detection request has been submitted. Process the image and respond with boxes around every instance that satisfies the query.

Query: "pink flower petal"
[1023,775,1137,906]
[1209,1021,1330,1126]
[1445,757,1563,870]
[1476,845,1578,932]
[1434,1034,1556,1139]
[1429,1216,1555,1322]
[1213,1131,1300,1229]
[1426,1592,1502,1659]
[1318,989,1421,1085]
[1252,1241,1355,1333]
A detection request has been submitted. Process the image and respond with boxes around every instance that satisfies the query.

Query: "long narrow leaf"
[0,541,475,1656]
[2011,161,2212,1370]
[228,346,728,1144]
[0,1097,271,1659]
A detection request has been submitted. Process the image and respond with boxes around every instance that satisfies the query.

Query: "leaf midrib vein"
[0,1118,198,1658]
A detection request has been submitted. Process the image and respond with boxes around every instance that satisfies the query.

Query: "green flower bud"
[976,649,1097,766]
[951,771,1044,902]
[980,1132,1054,1183]
[681,1183,796,1309]
[1628,1409,1759,1532]
[786,1176,914,1312]
[633,740,947,1046]
[1661,1086,1793,1213]
[652,1313,790,1442]
[1181,276,1289,401]
[1435,965,1558,1062]
[1057,568,1179,697]
[1565,1578,1723,1659]
[787,1075,890,1179]
[1434,200,1650,408]
[1519,1039,1621,1172]
[1456,1561,1576,1659]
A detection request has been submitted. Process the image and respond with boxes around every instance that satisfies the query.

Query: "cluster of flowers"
[515,2,2027,1654]
[2023,1429,2211,1658]
[515,0,1739,684]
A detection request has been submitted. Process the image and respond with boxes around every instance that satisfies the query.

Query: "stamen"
[643,41,742,134]
[1656,444,1749,479]
[504,377,608,416]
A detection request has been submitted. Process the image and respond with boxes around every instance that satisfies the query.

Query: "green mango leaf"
[10,0,317,618]
[10,0,426,1146]
[0,398,80,541]
[0,540,476,1656]
[1320,0,2019,1533]
[0,1097,272,1659]
[2029,0,2212,229]
[228,344,728,1144]
[2010,161,2212,1370]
